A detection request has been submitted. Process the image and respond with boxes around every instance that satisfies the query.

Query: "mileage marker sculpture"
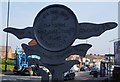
[4,4,117,82]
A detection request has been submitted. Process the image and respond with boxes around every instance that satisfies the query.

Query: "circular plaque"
[33,4,78,51]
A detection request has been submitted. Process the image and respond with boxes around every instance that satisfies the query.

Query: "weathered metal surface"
[33,5,77,51]
[77,22,117,39]
[22,43,92,65]
[3,27,34,39]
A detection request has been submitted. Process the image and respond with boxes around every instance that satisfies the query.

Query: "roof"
[85,54,104,63]
[0,46,12,52]
[105,54,115,57]
[28,39,37,46]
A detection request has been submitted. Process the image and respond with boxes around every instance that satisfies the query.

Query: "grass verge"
[0,58,14,72]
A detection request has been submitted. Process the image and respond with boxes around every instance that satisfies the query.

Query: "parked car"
[64,69,75,81]
[80,65,88,71]
[90,66,99,77]
[73,65,79,72]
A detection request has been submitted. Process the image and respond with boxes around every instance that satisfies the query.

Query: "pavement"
[0,71,42,82]
[0,71,13,76]
[0,71,110,82]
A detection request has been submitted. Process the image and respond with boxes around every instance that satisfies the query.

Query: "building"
[85,54,104,64]
[0,46,13,59]
[84,54,105,69]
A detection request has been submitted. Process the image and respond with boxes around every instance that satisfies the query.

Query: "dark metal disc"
[33,4,78,51]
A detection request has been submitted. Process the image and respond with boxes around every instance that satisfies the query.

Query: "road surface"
[0,71,109,82]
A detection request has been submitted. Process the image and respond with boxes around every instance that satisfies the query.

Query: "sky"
[0,1,119,55]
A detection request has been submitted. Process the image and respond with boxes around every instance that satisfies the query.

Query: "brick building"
[0,46,13,59]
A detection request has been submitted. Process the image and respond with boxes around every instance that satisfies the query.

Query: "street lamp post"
[5,0,10,72]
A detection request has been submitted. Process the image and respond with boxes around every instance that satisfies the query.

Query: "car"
[73,65,79,72]
[90,66,99,77]
[64,69,75,81]
[80,65,87,71]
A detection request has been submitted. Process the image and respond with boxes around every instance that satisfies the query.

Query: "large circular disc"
[33,4,78,51]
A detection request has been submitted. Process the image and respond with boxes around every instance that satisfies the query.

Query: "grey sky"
[1,1,118,55]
